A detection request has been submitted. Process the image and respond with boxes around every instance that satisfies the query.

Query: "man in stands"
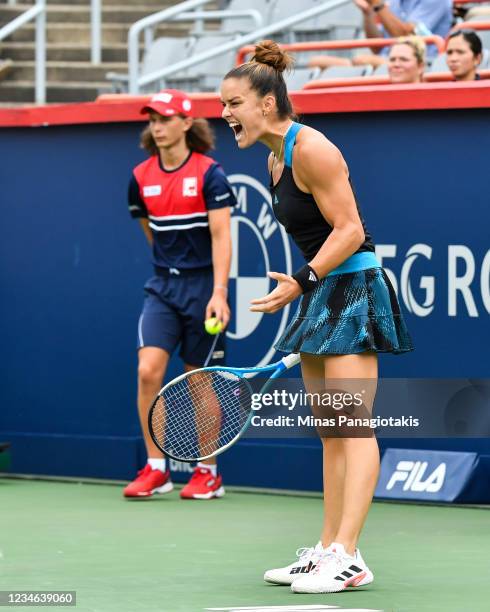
[309,0,453,71]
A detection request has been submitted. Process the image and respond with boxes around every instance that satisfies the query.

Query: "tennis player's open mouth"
[228,122,243,141]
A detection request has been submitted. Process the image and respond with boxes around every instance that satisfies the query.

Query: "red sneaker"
[123,464,173,498]
[180,467,225,500]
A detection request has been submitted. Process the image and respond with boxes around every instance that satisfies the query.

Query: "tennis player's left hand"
[206,289,230,328]
[250,272,302,314]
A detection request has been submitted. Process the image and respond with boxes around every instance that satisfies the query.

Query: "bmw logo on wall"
[227,174,292,366]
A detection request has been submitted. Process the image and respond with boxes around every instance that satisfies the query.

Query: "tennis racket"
[148,353,301,462]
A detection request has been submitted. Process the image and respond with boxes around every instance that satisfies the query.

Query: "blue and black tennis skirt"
[275,252,413,356]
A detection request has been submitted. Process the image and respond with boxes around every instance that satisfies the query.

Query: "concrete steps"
[5,60,127,81]
[3,22,190,44]
[0,80,112,103]
[0,42,138,62]
[0,0,217,104]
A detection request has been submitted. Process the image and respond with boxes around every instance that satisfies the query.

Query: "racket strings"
[150,370,252,460]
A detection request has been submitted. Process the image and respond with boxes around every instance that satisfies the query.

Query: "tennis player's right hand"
[249,272,302,314]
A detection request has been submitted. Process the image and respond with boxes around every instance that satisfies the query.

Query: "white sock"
[148,458,166,473]
[197,462,217,476]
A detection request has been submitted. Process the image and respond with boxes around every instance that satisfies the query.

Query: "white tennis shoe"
[291,542,374,593]
[264,541,324,585]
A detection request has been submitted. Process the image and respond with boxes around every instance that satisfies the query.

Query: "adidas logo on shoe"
[333,563,366,584]
[290,560,317,575]
[264,542,324,585]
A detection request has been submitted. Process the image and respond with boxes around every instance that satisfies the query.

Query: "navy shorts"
[137,267,226,367]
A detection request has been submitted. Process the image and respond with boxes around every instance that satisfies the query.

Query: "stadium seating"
[321,64,373,78]
[289,0,363,43]
[104,1,490,95]
[2,0,490,102]
[464,17,490,48]
[165,35,237,92]
[219,0,276,36]
[302,68,490,90]
[283,67,321,91]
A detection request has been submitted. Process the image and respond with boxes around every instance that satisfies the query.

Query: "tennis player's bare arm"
[293,128,365,279]
[251,129,364,314]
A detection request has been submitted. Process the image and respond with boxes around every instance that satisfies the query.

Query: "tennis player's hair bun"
[252,40,294,73]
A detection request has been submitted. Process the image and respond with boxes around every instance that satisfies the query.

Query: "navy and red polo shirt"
[128,151,236,270]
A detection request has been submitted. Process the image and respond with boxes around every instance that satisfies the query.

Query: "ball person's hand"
[250,272,302,314]
[206,288,230,329]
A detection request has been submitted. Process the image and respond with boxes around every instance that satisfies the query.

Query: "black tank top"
[270,122,374,262]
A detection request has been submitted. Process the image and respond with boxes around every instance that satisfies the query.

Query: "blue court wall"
[0,108,489,490]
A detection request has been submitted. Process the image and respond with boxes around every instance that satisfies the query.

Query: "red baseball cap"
[140,89,193,117]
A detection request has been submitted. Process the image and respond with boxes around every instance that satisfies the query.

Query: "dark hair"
[140,117,215,156]
[224,40,295,119]
[447,30,483,57]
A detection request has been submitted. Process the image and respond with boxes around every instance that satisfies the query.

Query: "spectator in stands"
[446,30,483,81]
[308,0,452,71]
[388,36,426,83]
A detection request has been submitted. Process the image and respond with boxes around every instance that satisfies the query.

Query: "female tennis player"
[220,41,413,593]
[125,89,236,500]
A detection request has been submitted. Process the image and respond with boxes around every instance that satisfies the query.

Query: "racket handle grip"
[281,353,301,370]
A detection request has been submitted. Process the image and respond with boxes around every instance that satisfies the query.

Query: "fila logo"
[386,460,446,493]
[308,271,317,282]
[183,177,198,197]
[143,185,162,197]
[290,561,316,575]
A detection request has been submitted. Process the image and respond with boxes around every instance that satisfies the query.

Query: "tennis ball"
[204,317,223,335]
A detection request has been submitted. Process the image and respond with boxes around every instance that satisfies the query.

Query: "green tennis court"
[1,477,488,612]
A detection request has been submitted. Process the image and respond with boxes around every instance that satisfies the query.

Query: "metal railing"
[0,0,46,103]
[302,67,490,89]
[127,0,354,94]
[452,19,490,32]
[236,35,447,64]
[91,0,101,64]
[127,0,222,94]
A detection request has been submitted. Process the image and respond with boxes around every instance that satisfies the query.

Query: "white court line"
[205,606,383,611]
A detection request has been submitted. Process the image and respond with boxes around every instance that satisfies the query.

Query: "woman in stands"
[388,36,426,84]
[220,41,412,594]
[446,30,483,81]
[124,89,236,500]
